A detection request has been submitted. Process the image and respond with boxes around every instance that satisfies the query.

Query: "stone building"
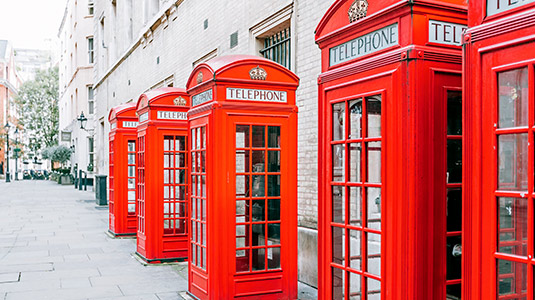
[92,0,332,286]
[58,0,96,176]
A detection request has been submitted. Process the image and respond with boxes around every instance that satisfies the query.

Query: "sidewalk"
[0,181,318,300]
[0,180,187,300]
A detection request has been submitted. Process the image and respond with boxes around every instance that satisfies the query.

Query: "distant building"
[57,0,95,176]
[13,48,54,82]
[0,40,22,178]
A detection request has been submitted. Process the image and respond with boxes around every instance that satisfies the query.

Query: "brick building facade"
[90,0,333,286]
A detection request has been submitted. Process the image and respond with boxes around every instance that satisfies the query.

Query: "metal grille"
[260,28,290,69]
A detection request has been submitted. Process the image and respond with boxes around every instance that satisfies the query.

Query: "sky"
[0,0,67,50]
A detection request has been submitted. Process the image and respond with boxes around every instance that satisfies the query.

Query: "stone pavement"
[0,180,318,300]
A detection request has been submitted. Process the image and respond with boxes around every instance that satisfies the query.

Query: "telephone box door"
[478,42,534,300]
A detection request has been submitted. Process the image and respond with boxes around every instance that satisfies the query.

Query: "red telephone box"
[135,87,190,263]
[108,103,138,237]
[464,0,535,299]
[185,55,299,299]
[315,1,466,299]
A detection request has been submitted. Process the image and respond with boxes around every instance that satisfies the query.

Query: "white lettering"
[139,112,149,123]
[192,89,213,106]
[157,111,187,120]
[122,121,139,128]
[226,88,287,103]
[330,23,398,66]
[428,20,467,46]
[487,0,534,16]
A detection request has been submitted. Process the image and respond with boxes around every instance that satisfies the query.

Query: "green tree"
[15,67,59,151]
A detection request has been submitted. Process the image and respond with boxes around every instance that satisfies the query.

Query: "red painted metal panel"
[316,1,466,299]
[186,55,299,299]
[134,88,191,263]
[108,103,138,237]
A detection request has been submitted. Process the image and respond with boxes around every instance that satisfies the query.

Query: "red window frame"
[137,134,146,235]
[190,125,207,271]
[127,140,136,216]
[162,135,188,235]
[492,61,534,300]
[330,90,384,300]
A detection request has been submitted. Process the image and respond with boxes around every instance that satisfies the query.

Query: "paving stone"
[60,277,92,289]
[0,272,20,283]
[0,262,54,274]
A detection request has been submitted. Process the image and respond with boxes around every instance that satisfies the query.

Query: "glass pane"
[497,259,527,298]
[236,224,248,239]
[332,144,345,182]
[367,188,381,231]
[128,203,135,213]
[201,127,206,149]
[367,277,381,300]
[252,150,265,172]
[267,247,280,269]
[128,191,135,201]
[267,175,280,197]
[191,129,195,150]
[349,187,361,226]
[366,95,381,137]
[333,102,346,141]
[128,154,135,164]
[349,143,361,182]
[192,244,196,266]
[236,200,248,221]
[202,199,206,221]
[236,125,250,148]
[268,199,280,221]
[252,224,265,246]
[236,249,249,272]
[191,151,196,173]
[332,186,345,224]
[367,142,381,183]
[349,229,361,270]
[236,175,249,197]
[498,134,528,191]
[252,248,265,271]
[252,126,265,148]
[128,166,135,177]
[128,178,135,189]
[447,188,462,232]
[367,232,381,277]
[164,170,170,184]
[332,267,345,300]
[268,223,280,245]
[252,200,265,221]
[236,150,250,173]
[498,67,529,128]
[177,186,186,200]
[498,197,528,257]
[447,139,462,183]
[446,284,461,300]
[268,126,280,148]
[128,141,135,152]
[349,271,361,300]
[268,151,280,172]
[176,169,185,184]
[332,226,346,266]
[176,153,185,168]
[349,99,362,139]
[447,91,462,135]
[252,175,265,197]
[446,235,462,280]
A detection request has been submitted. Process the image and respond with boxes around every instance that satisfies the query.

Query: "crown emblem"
[173,96,187,106]
[196,72,203,84]
[249,66,267,80]
[348,0,368,23]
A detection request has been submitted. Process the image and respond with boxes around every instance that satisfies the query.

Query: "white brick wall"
[92,0,335,287]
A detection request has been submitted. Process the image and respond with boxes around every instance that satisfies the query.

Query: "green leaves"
[15,67,59,151]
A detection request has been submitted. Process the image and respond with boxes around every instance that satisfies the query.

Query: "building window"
[230,31,238,49]
[88,86,94,114]
[87,37,94,64]
[88,137,94,170]
[88,0,94,15]
[259,28,290,69]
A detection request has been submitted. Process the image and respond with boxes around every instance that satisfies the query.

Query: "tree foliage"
[15,67,59,151]
[51,145,72,165]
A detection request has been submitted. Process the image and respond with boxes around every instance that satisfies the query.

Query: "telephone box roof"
[108,102,137,122]
[136,87,189,111]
